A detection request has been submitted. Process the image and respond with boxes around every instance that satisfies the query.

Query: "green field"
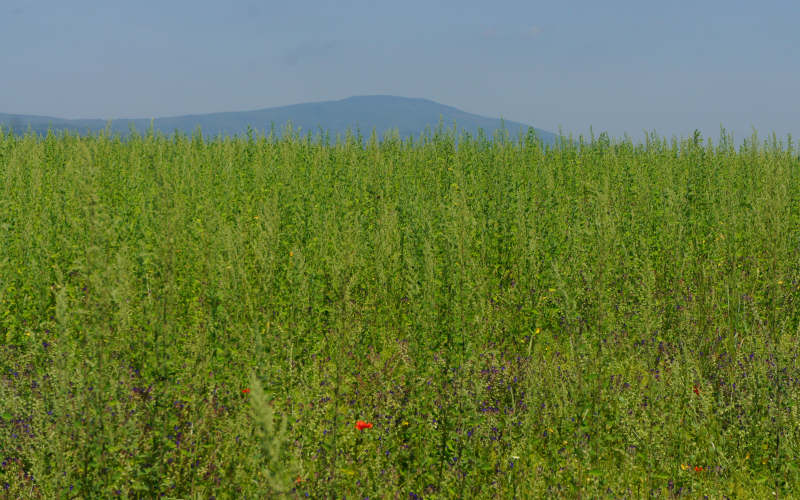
[1,127,799,498]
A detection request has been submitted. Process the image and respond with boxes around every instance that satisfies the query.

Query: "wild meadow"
[1,125,799,498]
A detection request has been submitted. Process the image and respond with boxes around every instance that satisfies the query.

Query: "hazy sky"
[2,0,798,140]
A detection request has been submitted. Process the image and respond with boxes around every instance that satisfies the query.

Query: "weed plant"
[1,126,799,498]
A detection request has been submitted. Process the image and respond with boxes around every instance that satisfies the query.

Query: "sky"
[2,0,799,141]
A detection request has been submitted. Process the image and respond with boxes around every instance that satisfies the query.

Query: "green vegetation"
[1,126,798,498]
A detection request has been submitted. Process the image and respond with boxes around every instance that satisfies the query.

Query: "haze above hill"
[0,95,555,143]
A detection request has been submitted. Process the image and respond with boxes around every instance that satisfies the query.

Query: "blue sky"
[2,0,798,140]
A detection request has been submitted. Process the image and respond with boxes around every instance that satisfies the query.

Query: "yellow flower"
[548,288,556,293]
[289,251,294,257]
[535,327,541,335]
[680,464,689,471]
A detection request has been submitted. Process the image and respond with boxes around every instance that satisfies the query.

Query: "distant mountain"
[0,95,555,143]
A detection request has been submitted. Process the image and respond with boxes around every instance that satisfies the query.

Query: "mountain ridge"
[0,95,555,142]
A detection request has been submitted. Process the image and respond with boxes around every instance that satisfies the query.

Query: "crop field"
[1,127,799,498]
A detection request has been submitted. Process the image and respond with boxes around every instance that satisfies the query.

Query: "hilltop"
[0,95,555,142]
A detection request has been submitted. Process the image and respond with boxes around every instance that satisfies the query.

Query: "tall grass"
[1,126,799,498]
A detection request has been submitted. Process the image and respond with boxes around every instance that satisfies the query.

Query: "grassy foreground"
[1,127,799,498]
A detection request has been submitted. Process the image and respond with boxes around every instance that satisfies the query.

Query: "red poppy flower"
[694,465,703,472]
[295,476,303,484]
[693,385,700,395]
[355,420,373,431]
[242,388,251,395]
